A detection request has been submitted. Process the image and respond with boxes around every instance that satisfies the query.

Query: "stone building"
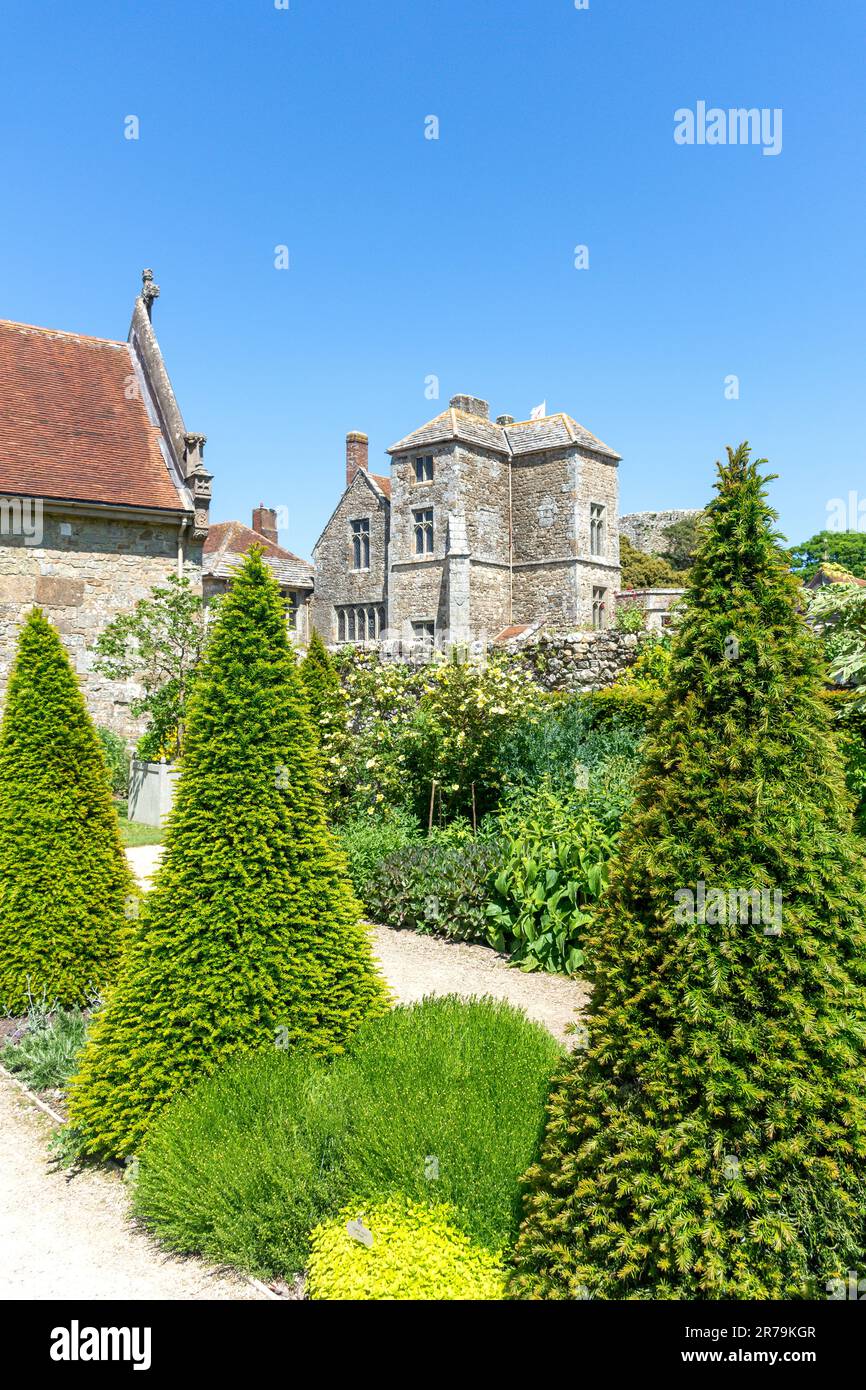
[0,271,212,738]
[203,506,314,641]
[312,395,621,646]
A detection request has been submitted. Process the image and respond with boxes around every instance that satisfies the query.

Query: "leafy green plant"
[96,727,130,797]
[306,1197,506,1301]
[2,1002,88,1091]
[495,695,643,802]
[67,549,389,1159]
[93,574,207,762]
[614,601,646,633]
[511,445,866,1300]
[0,609,132,1014]
[486,789,614,975]
[619,535,682,588]
[134,996,561,1276]
[365,839,500,942]
[336,809,422,901]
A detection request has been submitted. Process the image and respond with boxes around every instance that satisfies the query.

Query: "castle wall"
[0,509,200,742]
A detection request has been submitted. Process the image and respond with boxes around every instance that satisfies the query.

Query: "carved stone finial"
[141,268,160,319]
[183,431,207,456]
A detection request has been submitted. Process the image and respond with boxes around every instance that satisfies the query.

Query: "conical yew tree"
[68,550,389,1157]
[300,627,340,732]
[0,609,130,1014]
[511,445,866,1299]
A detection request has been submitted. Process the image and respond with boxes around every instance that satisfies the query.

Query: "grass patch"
[116,799,164,847]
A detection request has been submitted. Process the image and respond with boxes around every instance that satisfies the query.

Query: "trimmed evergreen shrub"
[299,627,341,733]
[306,1197,506,1301]
[67,549,389,1158]
[510,446,866,1300]
[0,609,131,1014]
[134,996,562,1276]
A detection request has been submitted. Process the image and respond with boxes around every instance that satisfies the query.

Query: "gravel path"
[126,845,589,1046]
[0,1076,266,1301]
[0,846,588,1301]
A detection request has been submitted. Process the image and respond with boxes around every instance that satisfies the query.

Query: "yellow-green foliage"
[67,550,389,1158]
[0,609,131,1013]
[306,1198,506,1301]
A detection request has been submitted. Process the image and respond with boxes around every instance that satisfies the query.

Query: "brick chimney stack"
[252,504,278,545]
[346,431,369,488]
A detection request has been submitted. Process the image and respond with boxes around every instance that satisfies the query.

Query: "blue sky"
[2,0,863,557]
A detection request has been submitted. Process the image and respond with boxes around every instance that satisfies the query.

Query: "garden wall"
[503,627,642,692]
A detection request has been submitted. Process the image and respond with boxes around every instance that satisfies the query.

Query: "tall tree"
[68,550,389,1157]
[0,610,131,1013]
[511,445,866,1299]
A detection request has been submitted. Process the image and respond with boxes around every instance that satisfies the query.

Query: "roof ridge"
[0,318,126,348]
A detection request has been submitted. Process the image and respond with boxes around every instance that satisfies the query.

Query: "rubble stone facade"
[313,395,622,646]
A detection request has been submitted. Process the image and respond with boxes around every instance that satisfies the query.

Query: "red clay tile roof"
[204,521,314,588]
[0,319,187,511]
[369,472,391,497]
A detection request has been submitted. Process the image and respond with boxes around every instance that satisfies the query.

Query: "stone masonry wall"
[506,627,642,692]
[619,509,702,555]
[0,511,201,742]
[511,445,620,628]
[311,470,389,640]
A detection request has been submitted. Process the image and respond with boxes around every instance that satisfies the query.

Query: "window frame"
[350,516,371,570]
[413,507,434,556]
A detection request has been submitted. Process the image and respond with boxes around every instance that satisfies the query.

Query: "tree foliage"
[68,550,388,1157]
[0,610,131,1013]
[790,530,866,583]
[93,574,207,761]
[619,536,682,589]
[511,445,866,1300]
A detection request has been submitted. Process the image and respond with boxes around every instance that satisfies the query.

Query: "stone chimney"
[252,504,279,545]
[346,431,369,488]
[450,394,489,419]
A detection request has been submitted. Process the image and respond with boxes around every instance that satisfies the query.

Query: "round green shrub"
[133,1049,344,1277]
[134,995,562,1277]
[306,1197,506,1301]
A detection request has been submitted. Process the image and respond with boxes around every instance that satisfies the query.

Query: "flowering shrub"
[322,647,545,823]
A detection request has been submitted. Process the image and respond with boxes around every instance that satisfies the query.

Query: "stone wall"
[311,469,389,640]
[0,510,201,742]
[504,626,642,692]
[619,509,702,555]
[511,444,620,629]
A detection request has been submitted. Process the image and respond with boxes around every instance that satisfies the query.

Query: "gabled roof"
[369,472,391,498]
[312,465,391,556]
[0,318,190,512]
[203,521,314,589]
[387,407,620,462]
